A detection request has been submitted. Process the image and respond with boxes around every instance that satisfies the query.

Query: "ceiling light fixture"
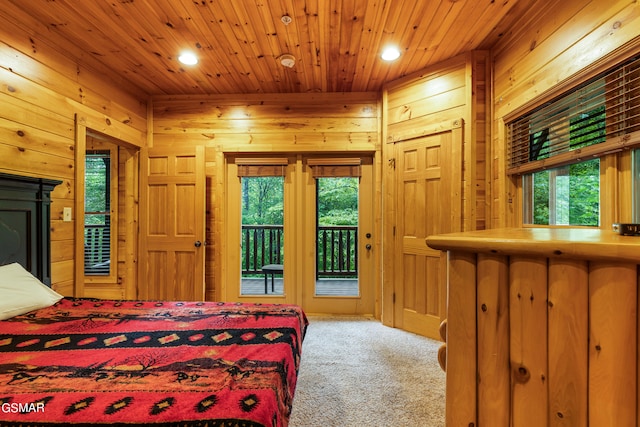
[281,14,292,25]
[381,46,400,61]
[178,51,198,65]
[279,54,296,68]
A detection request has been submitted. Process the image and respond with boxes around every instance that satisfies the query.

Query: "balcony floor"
[241,277,359,296]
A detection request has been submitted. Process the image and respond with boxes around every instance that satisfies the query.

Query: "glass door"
[315,177,359,296]
[240,176,284,295]
[223,156,293,303]
[301,156,375,314]
[223,154,375,315]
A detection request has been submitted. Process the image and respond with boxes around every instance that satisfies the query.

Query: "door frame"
[221,153,376,315]
[74,114,142,300]
[222,154,297,304]
[301,154,376,315]
[383,119,463,338]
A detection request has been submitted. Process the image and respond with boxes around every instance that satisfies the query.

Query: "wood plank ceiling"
[4,0,542,96]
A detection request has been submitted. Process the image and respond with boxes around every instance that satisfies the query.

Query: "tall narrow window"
[316,177,359,296]
[240,176,285,295]
[309,158,361,297]
[235,157,288,296]
[84,150,114,275]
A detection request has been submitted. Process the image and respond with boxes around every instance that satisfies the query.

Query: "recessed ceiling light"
[381,46,400,61]
[178,51,198,65]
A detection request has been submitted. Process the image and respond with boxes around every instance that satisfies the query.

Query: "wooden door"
[139,146,205,301]
[393,121,462,339]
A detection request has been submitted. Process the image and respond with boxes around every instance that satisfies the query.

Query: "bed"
[0,173,308,427]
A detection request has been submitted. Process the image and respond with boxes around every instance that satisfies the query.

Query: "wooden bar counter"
[426,228,640,427]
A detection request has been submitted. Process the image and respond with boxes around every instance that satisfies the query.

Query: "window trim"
[634,149,640,223]
[508,47,640,229]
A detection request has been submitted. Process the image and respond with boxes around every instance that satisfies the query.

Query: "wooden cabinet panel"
[428,228,640,426]
[548,259,588,426]
[477,254,510,427]
[509,256,548,426]
[588,262,637,426]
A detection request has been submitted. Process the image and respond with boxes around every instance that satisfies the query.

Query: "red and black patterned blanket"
[0,298,307,427]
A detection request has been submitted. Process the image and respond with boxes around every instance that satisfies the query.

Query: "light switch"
[63,207,72,222]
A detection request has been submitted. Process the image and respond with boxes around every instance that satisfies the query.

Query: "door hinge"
[392,292,396,304]
[393,226,396,236]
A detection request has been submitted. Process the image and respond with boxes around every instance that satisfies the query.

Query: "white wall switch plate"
[63,207,72,222]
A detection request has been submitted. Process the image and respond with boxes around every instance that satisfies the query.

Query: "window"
[316,177,359,295]
[84,150,116,276]
[508,55,640,226]
[240,176,285,295]
[309,158,362,297]
[523,160,600,226]
[235,157,287,296]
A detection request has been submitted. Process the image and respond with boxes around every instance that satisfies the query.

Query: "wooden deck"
[241,277,358,296]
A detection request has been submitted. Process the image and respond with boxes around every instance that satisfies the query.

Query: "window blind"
[236,158,288,177]
[307,158,362,177]
[507,55,640,175]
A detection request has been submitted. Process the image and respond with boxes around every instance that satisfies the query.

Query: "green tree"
[85,153,110,225]
[568,160,599,225]
[317,177,358,225]
[240,176,359,226]
[242,177,284,225]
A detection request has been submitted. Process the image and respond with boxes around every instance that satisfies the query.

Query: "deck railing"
[84,224,110,274]
[241,224,358,278]
[82,224,359,278]
[241,225,283,275]
[317,225,358,278]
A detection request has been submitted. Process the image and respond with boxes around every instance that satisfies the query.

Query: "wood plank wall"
[383,51,490,233]
[0,16,147,296]
[380,51,490,325]
[491,0,640,227]
[5,0,636,303]
[151,92,380,301]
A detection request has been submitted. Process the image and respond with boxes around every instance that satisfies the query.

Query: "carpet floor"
[289,315,446,427]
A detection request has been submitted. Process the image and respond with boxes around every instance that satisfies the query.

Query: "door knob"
[366,244,372,250]
[194,240,202,247]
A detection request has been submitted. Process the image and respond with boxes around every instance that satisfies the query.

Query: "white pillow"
[0,262,63,320]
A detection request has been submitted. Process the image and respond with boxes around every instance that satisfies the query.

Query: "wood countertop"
[426,227,640,263]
